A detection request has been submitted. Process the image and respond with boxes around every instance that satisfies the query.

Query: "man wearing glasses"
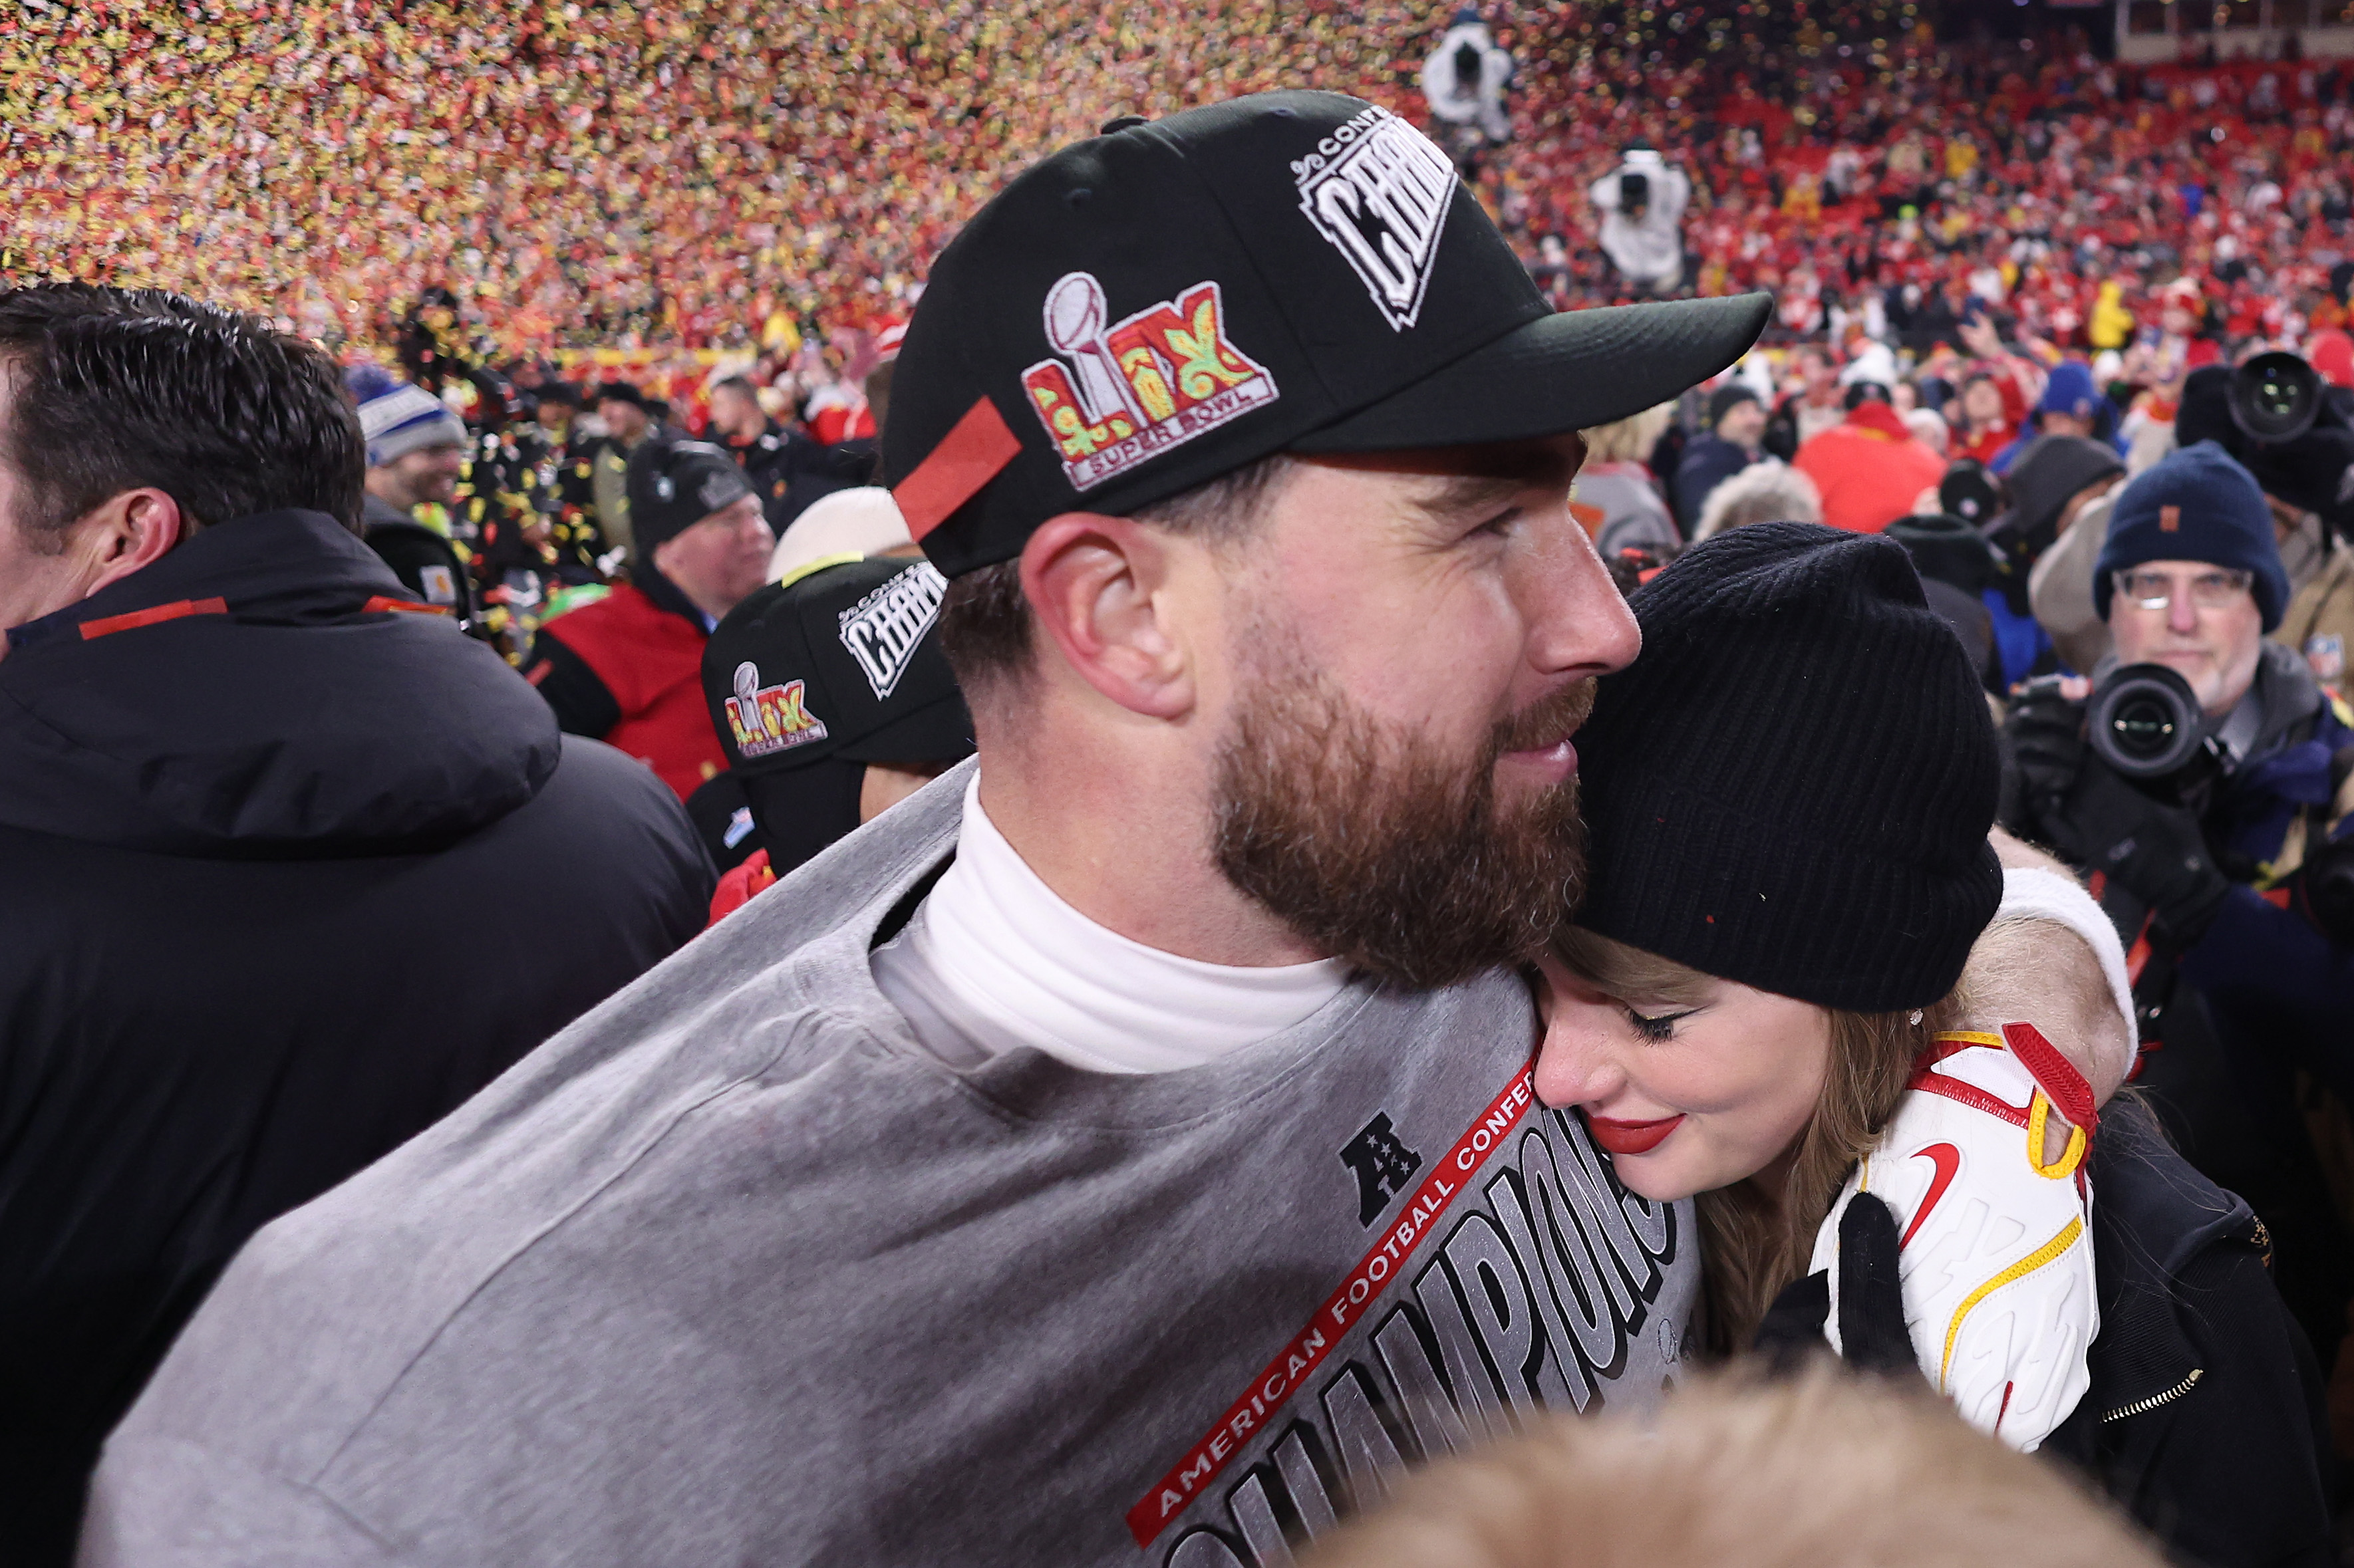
[2005,439,2354,1369]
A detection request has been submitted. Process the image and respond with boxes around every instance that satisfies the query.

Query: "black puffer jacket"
[2041,1097,2335,1568]
[0,511,712,1566]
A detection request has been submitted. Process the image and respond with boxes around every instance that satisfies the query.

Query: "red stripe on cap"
[893,395,1022,543]
[78,597,229,640]
[363,595,452,616]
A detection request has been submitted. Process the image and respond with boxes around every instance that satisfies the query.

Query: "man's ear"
[1018,511,1196,721]
[78,489,188,600]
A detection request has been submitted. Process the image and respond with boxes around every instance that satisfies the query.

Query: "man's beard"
[1211,651,1592,991]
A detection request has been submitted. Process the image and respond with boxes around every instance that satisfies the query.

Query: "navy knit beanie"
[2093,440,2286,632]
[1573,521,2003,1012]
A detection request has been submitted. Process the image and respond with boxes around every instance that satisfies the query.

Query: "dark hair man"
[1670,382,1765,529]
[0,284,713,1566]
[2004,441,2354,1367]
[519,438,773,798]
[87,97,2112,1568]
[706,373,861,535]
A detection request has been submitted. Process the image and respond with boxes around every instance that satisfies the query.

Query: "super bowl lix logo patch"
[1020,271,1278,491]
[1293,105,1457,332]
[725,661,828,760]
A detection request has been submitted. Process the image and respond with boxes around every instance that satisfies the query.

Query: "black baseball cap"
[704,557,973,779]
[626,438,760,555]
[702,557,975,873]
[885,90,1772,577]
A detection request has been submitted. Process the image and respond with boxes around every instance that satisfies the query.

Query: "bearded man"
[86,96,2105,1568]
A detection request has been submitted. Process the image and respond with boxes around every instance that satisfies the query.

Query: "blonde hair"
[1691,458,1822,540]
[1298,1362,2160,1568]
[1580,402,1676,467]
[1552,927,1953,1353]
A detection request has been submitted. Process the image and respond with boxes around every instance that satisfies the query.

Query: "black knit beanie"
[1573,521,2002,1012]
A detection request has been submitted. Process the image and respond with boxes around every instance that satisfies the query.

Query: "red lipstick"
[1584,1112,1684,1156]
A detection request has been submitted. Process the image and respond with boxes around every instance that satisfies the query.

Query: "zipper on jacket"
[2101,1368,2203,1423]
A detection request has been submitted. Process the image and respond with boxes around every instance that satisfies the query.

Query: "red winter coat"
[522,583,728,800]
[1793,402,1950,535]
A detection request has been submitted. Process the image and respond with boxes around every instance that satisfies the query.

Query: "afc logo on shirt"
[1340,1113,1424,1228]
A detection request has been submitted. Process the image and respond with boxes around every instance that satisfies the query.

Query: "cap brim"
[1290,293,1773,453]
[838,694,976,767]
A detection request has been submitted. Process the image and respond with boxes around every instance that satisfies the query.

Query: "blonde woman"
[1534,522,2331,1564]
[1570,402,1678,558]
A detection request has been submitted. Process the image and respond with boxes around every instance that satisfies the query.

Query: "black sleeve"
[2134,1244,2337,1568]
[521,631,621,740]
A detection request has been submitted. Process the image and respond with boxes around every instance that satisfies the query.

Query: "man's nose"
[2168,590,2200,635]
[1527,519,1641,680]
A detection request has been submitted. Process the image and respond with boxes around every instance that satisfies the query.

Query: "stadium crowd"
[5,4,2354,1568]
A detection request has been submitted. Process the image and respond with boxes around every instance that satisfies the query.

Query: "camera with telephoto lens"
[2232,351,2326,445]
[1618,169,1651,219]
[2087,663,2222,789]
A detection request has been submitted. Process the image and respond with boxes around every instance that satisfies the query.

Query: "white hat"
[768,487,915,583]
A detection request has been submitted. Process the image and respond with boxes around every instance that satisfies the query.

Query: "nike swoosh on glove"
[1813,1024,2099,1452]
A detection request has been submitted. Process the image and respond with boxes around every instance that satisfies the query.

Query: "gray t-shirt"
[84,763,1697,1568]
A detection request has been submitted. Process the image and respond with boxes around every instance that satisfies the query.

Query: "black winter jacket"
[0,511,713,1565]
[2042,1097,2335,1568]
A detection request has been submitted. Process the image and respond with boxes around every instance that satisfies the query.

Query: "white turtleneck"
[869,777,1350,1073]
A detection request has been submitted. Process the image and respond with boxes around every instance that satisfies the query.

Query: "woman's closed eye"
[1624,1005,1695,1042]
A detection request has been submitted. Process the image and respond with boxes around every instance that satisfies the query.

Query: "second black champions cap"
[886,89,1772,577]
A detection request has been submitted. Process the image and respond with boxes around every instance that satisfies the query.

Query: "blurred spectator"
[1690,458,1821,541]
[1992,360,2123,473]
[1671,383,1765,530]
[1589,143,1690,296]
[347,364,477,626]
[690,555,974,904]
[770,484,920,581]
[528,381,619,582]
[1993,434,2129,682]
[1886,511,2003,684]
[1570,403,1678,557]
[1298,1365,2162,1568]
[1793,384,1946,535]
[588,381,672,566]
[1903,406,1949,456]
[1420,8,1513,150]
[522,438,772,798]
[2027,454,2134,676]
[2003,442,2354,1369]
[0,284,710,1565]
[706,374,858,537]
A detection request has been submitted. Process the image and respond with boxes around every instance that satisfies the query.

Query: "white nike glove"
[1813,1024,2099,1451]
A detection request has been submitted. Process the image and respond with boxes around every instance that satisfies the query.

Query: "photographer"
[1589,142,1691,297]
[2003,441,2354,1365]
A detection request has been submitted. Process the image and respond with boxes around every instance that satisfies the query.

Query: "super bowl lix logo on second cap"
[725,660,829,760]
[1020,272,1278,491]
[839,559,949,700]
[1293,106,1457,332]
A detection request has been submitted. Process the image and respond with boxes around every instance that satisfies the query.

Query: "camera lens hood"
[2088,662,2206,780]
[2231,350,2324,446]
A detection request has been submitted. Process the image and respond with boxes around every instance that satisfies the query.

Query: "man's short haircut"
[710,376,759,404]
[937,453,1294,692]
[0,283,365,541]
